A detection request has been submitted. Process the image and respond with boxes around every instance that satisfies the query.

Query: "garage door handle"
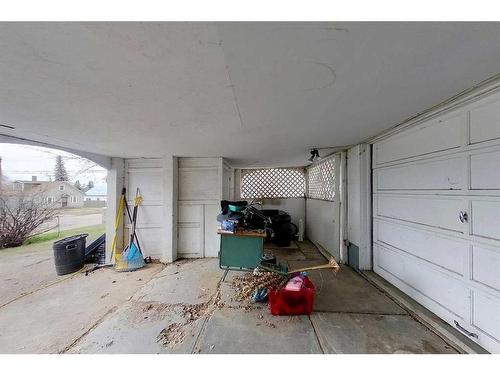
[454,320,478,338]
[459,211,468,223]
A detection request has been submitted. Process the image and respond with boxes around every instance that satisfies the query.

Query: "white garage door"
[372,91,500,353]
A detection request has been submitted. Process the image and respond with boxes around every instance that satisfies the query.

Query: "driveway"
[0,241,460,354]
[40,208,104,234]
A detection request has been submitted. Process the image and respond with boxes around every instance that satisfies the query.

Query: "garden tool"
[109,187,126,263]
[115,188,145,272]
[288,257,340,274]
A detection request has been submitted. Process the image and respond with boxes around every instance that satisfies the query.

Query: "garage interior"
[1,22,500,354]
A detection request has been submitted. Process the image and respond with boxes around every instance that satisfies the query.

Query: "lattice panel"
[307,158,336,201]
[240,168,305,199]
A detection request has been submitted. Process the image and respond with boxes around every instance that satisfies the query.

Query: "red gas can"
[268,276,316,315]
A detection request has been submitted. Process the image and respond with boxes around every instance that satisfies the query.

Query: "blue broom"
[116,188,145,272]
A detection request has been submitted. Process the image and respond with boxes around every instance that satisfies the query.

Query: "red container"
[269,276,316,315]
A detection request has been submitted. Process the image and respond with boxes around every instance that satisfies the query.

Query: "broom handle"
[288,260,339,274]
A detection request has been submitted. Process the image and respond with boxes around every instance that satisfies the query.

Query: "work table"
[217,229,266,238]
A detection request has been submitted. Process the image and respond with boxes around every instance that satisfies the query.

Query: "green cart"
[218,230,266,278]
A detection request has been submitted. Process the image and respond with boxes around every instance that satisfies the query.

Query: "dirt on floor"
[0,240,462,354]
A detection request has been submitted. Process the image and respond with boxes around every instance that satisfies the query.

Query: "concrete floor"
[0,226,104,307]
[0,240,459,354]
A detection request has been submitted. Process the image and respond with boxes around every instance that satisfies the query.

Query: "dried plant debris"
[231,271,289,301]
[130,302,179,324]
[182,301,211,323]
[265,321,276,329]
[155,280,224,348]
[156,323,186,348]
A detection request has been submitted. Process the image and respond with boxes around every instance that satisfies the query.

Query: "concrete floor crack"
[308,315,325,354]
[190,275,224,353]
[59,306,119,354]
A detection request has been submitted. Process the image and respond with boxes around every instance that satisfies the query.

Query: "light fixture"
[308,149,320,163]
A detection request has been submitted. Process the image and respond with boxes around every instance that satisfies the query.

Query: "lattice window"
[240,168,305,199]
[307,157,336,201]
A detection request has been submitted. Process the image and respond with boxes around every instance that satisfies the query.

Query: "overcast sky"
[0,143,107,183]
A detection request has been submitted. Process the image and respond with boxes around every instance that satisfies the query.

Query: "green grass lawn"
[1,224,106,256]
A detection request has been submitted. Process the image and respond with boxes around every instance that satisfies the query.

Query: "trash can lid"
[53,233,89,245]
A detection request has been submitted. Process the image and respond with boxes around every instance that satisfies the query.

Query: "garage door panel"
[471,200,500,241]
[375,157,464,190]
[470,96,500,144]
[375,113,463,165]
[373,94,500,352]
[375,245,469,318]
[472,291,500,342]
[470,150,500,189]
[376,221,467,275]
[375,244,404,278]
[472,246,500,292]
[376,195,465,233]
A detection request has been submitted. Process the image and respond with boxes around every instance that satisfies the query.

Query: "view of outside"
[0,143,107,303]
[1,143,108,242]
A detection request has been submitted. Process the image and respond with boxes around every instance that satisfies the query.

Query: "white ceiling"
[1,22,500,167]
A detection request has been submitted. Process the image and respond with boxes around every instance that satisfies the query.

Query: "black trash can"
[53,234,88,275]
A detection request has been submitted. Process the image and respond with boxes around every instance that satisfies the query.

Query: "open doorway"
[0,142,108,306]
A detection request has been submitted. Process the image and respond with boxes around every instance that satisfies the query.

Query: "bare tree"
[0,192,58,248]
[74,180,84,191]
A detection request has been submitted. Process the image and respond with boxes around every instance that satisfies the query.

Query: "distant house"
[84,183,107,207]
[12,176,85,208]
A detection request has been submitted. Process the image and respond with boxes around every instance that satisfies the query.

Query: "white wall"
[259,198,305,227]
[305,199,339,259]
[347,144,372,269]
[222,161,234,201]
[105,157,125,260]
[107,156,177,263]
[124,158,166,260]
[305,153,342,260]
[177,157,225,258]
[112,156,227,262]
